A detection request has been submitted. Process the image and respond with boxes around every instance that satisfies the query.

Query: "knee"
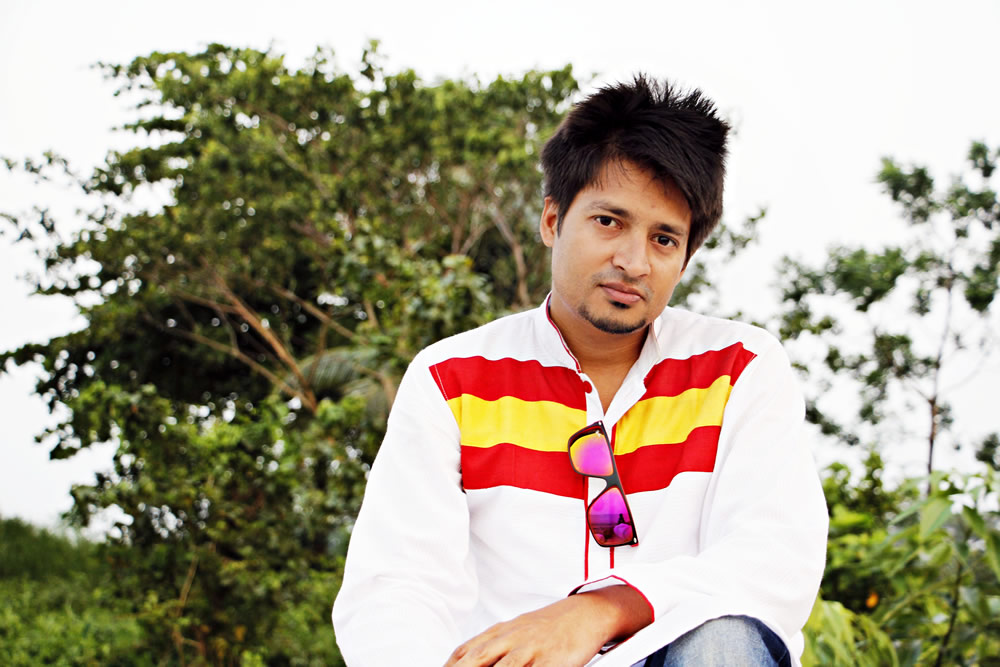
[661,615,788,667]
[699,615,766,639]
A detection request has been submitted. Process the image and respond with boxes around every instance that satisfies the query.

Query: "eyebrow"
[587,199,688,237]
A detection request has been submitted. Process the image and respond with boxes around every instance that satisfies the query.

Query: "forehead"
[577,160,691,219]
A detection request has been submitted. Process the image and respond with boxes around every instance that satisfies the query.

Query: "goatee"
[578,304,646,335]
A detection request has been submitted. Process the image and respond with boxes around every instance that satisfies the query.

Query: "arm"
[332,350,478,665]
[574,339,829,657]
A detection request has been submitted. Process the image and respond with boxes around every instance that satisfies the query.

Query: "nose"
[612,232,650,278]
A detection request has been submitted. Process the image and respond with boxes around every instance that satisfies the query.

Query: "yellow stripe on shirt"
[615,374,735,455]
[447,394,586,452]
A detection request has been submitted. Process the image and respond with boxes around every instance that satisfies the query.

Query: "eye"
[595,215,617,227]
[654,234,677,247]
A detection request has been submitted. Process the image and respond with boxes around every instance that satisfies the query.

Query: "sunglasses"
[567,421,638,547]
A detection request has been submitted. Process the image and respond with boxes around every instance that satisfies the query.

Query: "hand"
[443,585,652,667]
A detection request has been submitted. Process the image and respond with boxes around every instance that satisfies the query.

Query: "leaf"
[960,505,987,537]
[802,598,899,667]
[985,531,1000,583]
[926,541,952,569]
[919,497,952,539]
[830,506,873,531]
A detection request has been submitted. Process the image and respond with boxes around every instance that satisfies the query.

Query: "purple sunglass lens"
[588,486,634,546]
[569,431,613,477]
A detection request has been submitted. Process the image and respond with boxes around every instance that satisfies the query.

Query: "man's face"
[540,160,691,338]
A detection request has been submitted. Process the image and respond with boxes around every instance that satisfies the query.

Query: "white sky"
[2,0,999,529]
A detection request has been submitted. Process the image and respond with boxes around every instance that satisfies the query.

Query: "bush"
[0,518,147,665]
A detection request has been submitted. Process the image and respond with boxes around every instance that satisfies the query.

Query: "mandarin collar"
[537,293,668,373]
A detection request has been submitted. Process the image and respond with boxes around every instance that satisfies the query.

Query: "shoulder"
[653,310,804,416]
[409,305,583,403]
[408,307,544,372]
[390,310,543,416]
[655,307,785,360]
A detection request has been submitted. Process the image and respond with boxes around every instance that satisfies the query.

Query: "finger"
[445,632,490,666]
[448,636,514,667]
[445,622,512,666]
[494,648,532,667]
[442,646,462,666]
[443,642,482,667]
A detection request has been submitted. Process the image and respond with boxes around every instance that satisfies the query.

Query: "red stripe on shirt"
[430,357,587,410]
[641,343,756,399]
[461,443,584,499]
[430,356,587,409]
[616,425,722,493]
[462,425,721,497]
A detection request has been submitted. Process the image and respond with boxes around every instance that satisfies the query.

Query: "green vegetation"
[0,518,145,664]
[2,43,998,664]
[785,138,1000,665]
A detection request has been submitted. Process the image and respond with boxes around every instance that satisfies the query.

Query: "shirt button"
[582,381,593,393]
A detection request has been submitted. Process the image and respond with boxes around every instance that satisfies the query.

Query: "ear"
[539,197,559,248]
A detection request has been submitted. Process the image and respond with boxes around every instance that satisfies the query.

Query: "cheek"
[670,256,688,279]
[656,259,685,282]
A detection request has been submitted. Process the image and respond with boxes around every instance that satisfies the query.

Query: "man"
[332,75,828,666]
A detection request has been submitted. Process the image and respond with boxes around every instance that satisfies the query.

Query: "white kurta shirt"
[333,299,828,666]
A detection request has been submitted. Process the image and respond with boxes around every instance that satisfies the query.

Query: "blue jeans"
[634,615,791,666]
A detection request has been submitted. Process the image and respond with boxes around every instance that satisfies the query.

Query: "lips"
[599,282,644,304]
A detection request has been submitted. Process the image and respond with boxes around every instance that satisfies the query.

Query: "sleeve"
[573,338,829,662]
[332,349,478,666]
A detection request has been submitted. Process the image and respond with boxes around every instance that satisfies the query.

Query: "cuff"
[569,575,656,655]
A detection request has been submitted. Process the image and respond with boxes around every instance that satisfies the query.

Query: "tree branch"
[928,276,956,483]
[425,187,461,254]
[352,363,397,406]
[248,104,338,203]
[207,269,318,411]
[265,283,357,342]
[363,298,381,332]
[932,549,965,667]
[165,287,242,317]
[488,202,531,308]
[176,550,199,616]
[144,314,313,410]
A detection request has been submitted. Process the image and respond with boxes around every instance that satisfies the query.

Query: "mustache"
[592,271,652,298]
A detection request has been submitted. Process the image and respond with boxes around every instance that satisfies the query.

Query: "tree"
[1,43,584,663]
[777,141,1000,479]
[778,143,1000,664]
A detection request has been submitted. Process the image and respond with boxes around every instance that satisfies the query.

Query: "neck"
[549,301,647,374]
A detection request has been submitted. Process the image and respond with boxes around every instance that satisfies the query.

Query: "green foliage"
[976,432,1000,472]
[777,142,1000,476]
[0,516,95,580]
[820,451,915,614]
[816,467,1000,665]
[3,43,580,446]
[0,577,148,665]
[60,385,358,663]
[0,518,147,664]
[782,143,1000,663]
[802,597,899,667]
[0,43,588,663]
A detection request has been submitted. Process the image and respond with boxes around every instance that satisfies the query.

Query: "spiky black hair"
[541,75,730,261]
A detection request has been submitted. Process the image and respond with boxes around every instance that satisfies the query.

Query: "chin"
[580,305,647,335]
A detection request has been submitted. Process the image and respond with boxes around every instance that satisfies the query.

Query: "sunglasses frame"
[567,421,639,548]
